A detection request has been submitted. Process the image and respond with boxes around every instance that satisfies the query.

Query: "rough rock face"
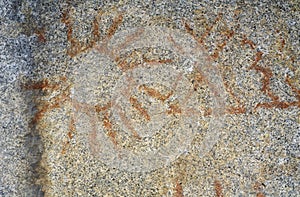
[1,1,299,196]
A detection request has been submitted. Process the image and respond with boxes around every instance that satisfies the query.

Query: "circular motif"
[73,26,226,172]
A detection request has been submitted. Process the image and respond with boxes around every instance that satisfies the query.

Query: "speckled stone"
[1,0,299,196]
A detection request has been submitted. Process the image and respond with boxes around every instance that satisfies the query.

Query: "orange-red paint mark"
[214,180,224,197]
[95,102,112,113]
[281,38,285,49]
[191,71,208,91]
[34,89,70,124]
[249,51,279,101]
[61,141,69,154]
[212,41,227,59]
[257,192,265,197]
[23,77,74,155]
[184,13,222,44]
[139,85,173,102]
[254,51,263,63]
[129,96,151,121]
[255,101,299,110]
[68,117,75,139]
[212,29,235,59]
[62,9,84,57]
[92,18,100,41]
[223,80,246,114]
[203,107,212,116]
[22,79,50,90]
[199,13,223,44]
[61,116,75,154]
[223,80,236,99]
[61,7,121,57]
[107,131,118,147]
[103,112,118,147]
[22,77,67,91]
[226,106,246,114]
[233,9,242,18]
[35,28,46,43]
[224,29,235,39]
[218,41,227,51]
[167,103,182,115]
[253,182,266,197]
[250,52,300,110]
[279,36,286,52]
[103,112,113,130]
[173,180,184,197]
[22,76,72,134]
[183,13,222,45]
[107,14,123,39]
[241,35,256,49]
[183,21,198,41]
[115,50,141,71]
[116,57,136,71]
[143,58,173,65]
[61,10,73,42]
[67,131,72,139]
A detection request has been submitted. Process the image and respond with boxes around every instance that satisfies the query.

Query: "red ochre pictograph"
[22,4,299,193]
[61,6,228,171]
[214,180,224,197]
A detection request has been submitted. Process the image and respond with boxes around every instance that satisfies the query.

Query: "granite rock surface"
[0,0,299,196]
